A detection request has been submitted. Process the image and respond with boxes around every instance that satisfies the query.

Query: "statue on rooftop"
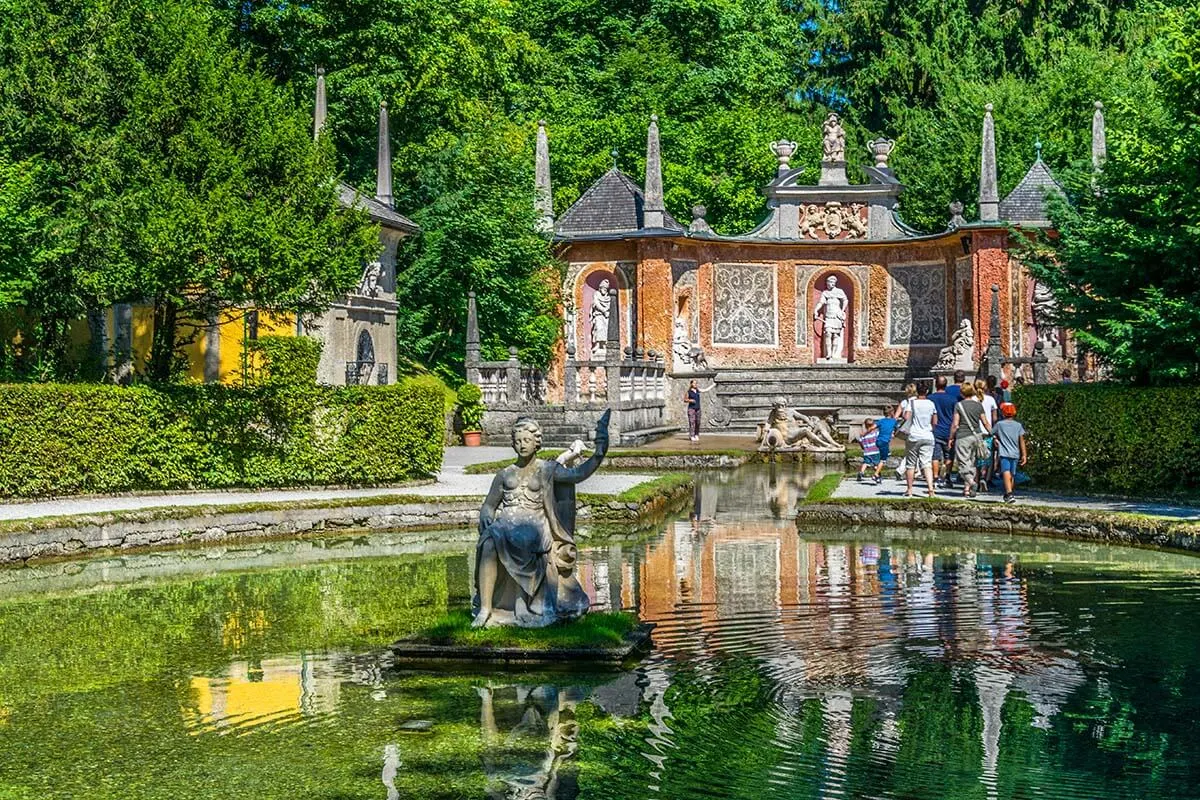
[822,113,846,162]
[472,411,610,628]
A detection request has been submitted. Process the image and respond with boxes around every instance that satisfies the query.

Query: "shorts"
[878,440,891,461]
[933,437,952,462]
[999,456,1019,475]
[862,453,881,467]
[905,439,933,471]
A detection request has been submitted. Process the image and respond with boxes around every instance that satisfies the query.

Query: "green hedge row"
[1014,384,1200,497]
[0,378,445,498]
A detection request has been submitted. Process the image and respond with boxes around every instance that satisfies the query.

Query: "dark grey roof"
[555,169,684,239]
[337,182,419,234]
[999,159,1063,227]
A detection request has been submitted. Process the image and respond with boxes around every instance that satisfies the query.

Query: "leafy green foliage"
[0,378,444,497]
[243,336,322,387]
[0,0,379,381]
[1015,384,1200,497]
[456,383,484,431]
[1026,4,1200,384]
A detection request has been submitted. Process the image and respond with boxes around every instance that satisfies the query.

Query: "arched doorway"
[810,270,855,363]
[347,329,376,385]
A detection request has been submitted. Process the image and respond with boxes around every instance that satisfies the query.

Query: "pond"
[1,464,1199,799]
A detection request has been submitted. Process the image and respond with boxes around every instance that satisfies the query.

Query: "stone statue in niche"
[588,278,612,358]
[813,275,849,361]
[934,318,975,371]
[756,397,845,453]
[1031,281,1060,348]
[822,113,846,162]
[473,411,610,628]
[357,261,383,297]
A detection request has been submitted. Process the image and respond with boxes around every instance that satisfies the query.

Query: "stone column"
[642,115,665,229]
[86,309,108,379]
[982,285,1004,383]
[1032,341,1049,384]
[1091,101,1107,172]
[313,67,327,141]
[605,287,622,409]
[376,101,393,208]
[204,312,221,384]
[563,344,578,404]
[534,120,554,235]
[113,303,133,385]
[505,346,521,404]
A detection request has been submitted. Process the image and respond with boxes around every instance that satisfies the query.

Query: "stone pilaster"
[979,103,999,222]
[1091,101,1106,171]
[204,312,221,383]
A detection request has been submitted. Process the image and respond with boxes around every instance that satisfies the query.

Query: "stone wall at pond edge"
[796,501,1200,553]
[0,476,695,565]
[0,379,445,498]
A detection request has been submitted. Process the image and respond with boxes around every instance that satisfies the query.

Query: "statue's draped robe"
[473,441,607,627]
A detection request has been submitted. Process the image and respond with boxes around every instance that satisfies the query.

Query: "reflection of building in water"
[184,655,341,733]
[578,523,1087,795]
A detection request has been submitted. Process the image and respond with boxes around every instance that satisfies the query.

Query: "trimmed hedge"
[1014,384,1200,498]
[0,379,444,498]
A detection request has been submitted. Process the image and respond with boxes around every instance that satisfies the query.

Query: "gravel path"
[832,474,1200,520]
[0,447,655,522]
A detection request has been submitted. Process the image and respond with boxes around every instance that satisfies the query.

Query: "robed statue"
[472,410,611,628]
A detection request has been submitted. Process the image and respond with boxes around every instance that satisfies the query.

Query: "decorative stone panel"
[888,263,946,345]
[712,263,776,346]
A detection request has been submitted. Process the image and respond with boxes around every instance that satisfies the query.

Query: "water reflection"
[0,464,1199,799]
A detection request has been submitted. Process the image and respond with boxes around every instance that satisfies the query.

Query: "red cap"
[1000,402,1017,418]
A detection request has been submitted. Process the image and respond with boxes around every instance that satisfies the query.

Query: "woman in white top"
[903,383,938,498]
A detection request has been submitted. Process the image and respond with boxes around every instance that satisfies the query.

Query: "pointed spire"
[375,101,393,209]
[534,120,554,235]
[643,115,665,229]
[313,67,327,141]
[979,103,999,222]
[1091,101,1107,171]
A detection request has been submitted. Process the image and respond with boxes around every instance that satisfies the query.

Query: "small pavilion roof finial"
[610,149,619,171]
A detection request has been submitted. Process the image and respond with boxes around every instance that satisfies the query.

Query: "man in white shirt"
[904,382,938,498]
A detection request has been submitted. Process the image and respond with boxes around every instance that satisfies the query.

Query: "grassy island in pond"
[408,610,639,651]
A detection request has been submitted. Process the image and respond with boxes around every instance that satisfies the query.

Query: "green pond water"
[2,464,1200,799]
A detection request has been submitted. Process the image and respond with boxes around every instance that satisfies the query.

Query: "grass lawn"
[804,473,844,503]
[406,610,639,650]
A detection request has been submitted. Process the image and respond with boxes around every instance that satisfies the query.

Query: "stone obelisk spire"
[1091,101,1107,171]
[313,67,327,141]
[376,101,393,209]
[979,103,999,222]
[534,120,554,235]
[643,115,665,229]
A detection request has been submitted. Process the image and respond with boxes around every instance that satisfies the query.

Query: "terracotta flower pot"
[463,430,483,447]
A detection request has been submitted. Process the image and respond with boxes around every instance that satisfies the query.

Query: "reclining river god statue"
[472,410,611,628]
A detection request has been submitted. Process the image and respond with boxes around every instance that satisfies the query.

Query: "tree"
[0,0,379,381]
[1027,3,1200,384]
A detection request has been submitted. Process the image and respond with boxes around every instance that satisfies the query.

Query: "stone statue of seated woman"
[473,411,610,628]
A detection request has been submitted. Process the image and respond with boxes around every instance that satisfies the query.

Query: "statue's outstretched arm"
[554,410,610,484]
[478,472,504,535]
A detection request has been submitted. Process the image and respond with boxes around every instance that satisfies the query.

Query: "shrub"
[457,383,484,431]
[0,378,444,498]
[1013,384,1200,498]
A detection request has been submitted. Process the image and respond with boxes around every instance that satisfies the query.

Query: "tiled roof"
[999,159,1063,227]
[337,182,419,233]
[555,169,684,239]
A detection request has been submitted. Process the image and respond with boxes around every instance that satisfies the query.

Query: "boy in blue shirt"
[872,404,899,485]
[993,402,1028,503]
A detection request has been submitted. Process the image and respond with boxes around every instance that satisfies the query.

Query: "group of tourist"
[857,371,1027,503]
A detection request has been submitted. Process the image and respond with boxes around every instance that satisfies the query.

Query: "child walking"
[993,402,1027,503]
[857,418,880,483]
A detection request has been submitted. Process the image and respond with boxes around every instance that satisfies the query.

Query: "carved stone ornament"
[822,113,846,162]
[756,396,845,453]
[867,138,895,167]
[1031,281,1060,348]
[357,261,383,297]
[798,202,867,240]
[770,140,798,171]
[934,318,975,371]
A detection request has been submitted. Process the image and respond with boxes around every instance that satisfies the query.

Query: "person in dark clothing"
[930,375,959,488]
[685,380,702,442]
